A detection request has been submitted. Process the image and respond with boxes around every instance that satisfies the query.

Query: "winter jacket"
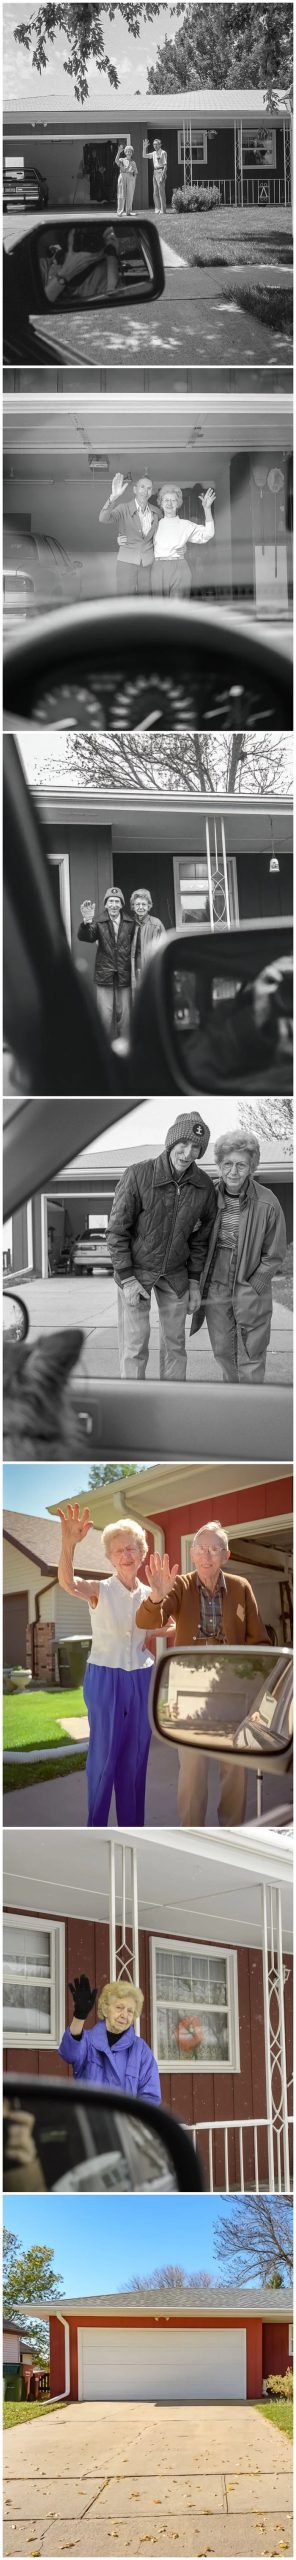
[136,1569,268,1648]
[131,914,165,995]
[77,912,134,987]
[108,1151,217,1298]
[59,2017,161,2102]
[190,1175,287,1333]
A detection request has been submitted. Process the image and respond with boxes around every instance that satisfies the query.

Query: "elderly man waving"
[136,1517,268,1826]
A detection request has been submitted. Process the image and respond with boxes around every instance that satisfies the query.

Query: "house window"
[3,1914,65,2047]
[150,1937,239,2072]
[177,127,207,169]
[242,127,276,170]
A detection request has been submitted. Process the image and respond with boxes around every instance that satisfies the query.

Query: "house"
[3,2320,49,2401]
[25,777,294,955]
[3,1509,112,1680]
[3,1828,293,2196]
[3,93,292,210]
[4,1466,293,1675]
[20,2284,293,2404]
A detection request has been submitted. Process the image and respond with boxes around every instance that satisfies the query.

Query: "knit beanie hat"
[165,1112,210,1158]
[104,887,125,909]
[214,1129,260,1170]
[98,1980,144,2020]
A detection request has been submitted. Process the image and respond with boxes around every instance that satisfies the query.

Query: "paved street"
[17,1275,292,1388]
[4,2400,293,2557]
[34,253,292,368]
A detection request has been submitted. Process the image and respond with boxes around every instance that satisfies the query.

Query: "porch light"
[269,856,280,874]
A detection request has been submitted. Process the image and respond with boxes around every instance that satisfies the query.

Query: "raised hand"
[69,1974,97,2020]
[145,1551,179,1602]
[203,485,215,510]
[111,472,127,498]
[56,1501,92,1551]
[80,899,96,923]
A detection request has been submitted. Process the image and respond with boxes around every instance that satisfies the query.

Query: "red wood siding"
[53,2314,264,2402]
[263,2322,291,2378]
[4,1910,293,2191]
[153,1475,293,1559]
[50,2315,66,2398]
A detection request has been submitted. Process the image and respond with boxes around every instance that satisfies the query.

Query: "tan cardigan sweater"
[136,1570,268,1647]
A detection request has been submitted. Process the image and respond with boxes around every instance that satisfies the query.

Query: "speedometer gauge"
[111,676,196,728]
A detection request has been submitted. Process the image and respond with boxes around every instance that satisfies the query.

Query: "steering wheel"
[3,597,293,729]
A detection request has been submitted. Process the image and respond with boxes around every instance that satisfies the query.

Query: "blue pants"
[83,1662,151,1827]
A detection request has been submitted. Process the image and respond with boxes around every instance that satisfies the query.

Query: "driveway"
[4,2399,293,2557]
[14,1276,293,1390]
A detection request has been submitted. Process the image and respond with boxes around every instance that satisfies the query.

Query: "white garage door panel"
[78,2325,246,2403]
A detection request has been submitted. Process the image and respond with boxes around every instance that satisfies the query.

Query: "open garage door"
[77,2324,246,2403]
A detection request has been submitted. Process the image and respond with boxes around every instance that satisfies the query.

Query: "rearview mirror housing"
[3,213,165,348]
[3,2076,205,2193]
[150,1647,293,1776]
[131,923,293,1094]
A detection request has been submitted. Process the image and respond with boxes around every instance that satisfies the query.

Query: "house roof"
[21,2286,293,2323]
[4,91,289,126]
[3,1511,111,1578]
[3,2318,22,2336]
[4,1827,293,1948]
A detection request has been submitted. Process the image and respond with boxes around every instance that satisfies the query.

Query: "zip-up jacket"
[77,912,134,987]
[108,1151,217,1297]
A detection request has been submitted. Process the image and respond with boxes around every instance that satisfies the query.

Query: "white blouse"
[88,1575,152,1672]
[154,515,214,557]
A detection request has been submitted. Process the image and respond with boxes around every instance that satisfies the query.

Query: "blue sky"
[3,1461,152,1515]
[7,2195,243,2295]
[4,5,180,107]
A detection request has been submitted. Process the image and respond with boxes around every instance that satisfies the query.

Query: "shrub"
[172,184,220,213]
[266,2369,293,2401]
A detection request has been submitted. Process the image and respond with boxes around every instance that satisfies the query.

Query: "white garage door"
[78,2325,246,2403]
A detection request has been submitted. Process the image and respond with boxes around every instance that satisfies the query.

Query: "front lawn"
[256,2400,293,2440]
[3,1749,87,1793]
[4,2398,64,2428]
[3,1684,85,1750]
[158,205,292,267]
[233,284,293,336]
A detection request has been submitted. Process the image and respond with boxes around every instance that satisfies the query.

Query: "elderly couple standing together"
[99,473,215,596]
[58,1507,268,1833]
[107,1110,286,1387]
[78,882,164,1043]
[115,135,167,214]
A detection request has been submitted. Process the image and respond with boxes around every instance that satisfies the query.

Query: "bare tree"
[237,1100,293,1155]
[23,732,292,799]
[213,2197,293,2287]
[126,2265,213,2293]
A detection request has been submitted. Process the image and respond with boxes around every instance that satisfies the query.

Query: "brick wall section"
[33,1621,55,1683]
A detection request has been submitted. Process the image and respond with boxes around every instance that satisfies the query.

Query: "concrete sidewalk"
[17,1274,293,1388]
[4,2399,293,2558]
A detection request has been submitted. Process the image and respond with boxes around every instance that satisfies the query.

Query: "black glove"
[69,1974,97,2020]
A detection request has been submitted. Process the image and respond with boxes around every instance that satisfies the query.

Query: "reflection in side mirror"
[151,1648,293,1761]
[3,1290,28,1342]
[3,214,165,349]
[171,951,293,1089]
[3,2081,205,2194]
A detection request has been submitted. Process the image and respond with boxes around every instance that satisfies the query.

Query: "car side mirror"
[3,2077,205,2193]
[3,1290,29,1342]
[150,1647,293,1774]
[4,214,165,314]
[131,924,293,1093]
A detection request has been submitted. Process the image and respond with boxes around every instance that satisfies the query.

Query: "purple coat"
[59,2017,161,2103]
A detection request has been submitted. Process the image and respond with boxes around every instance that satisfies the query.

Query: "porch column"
[261,1881,290,2193]
[108,1836,140,2030]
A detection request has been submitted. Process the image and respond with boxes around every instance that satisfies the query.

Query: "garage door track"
[4,2400,293,2557]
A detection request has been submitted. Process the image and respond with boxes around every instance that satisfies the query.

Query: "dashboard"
[3,657,291,732]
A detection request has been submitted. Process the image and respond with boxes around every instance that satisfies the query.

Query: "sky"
[3,1460,152,1512]
[3,4,180,108]
[5,2193,251,2296]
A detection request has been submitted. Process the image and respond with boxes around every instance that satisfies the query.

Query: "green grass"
[3,1684,86,1750]
[157,205,292,267]
[4,2397,64,2428]
[233,284,293,335]
[3,1749,87,1793]
[256,2400,293,2439]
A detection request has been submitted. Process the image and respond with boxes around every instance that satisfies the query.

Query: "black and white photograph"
[4,728,293,1099]
[3,1,293,376]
